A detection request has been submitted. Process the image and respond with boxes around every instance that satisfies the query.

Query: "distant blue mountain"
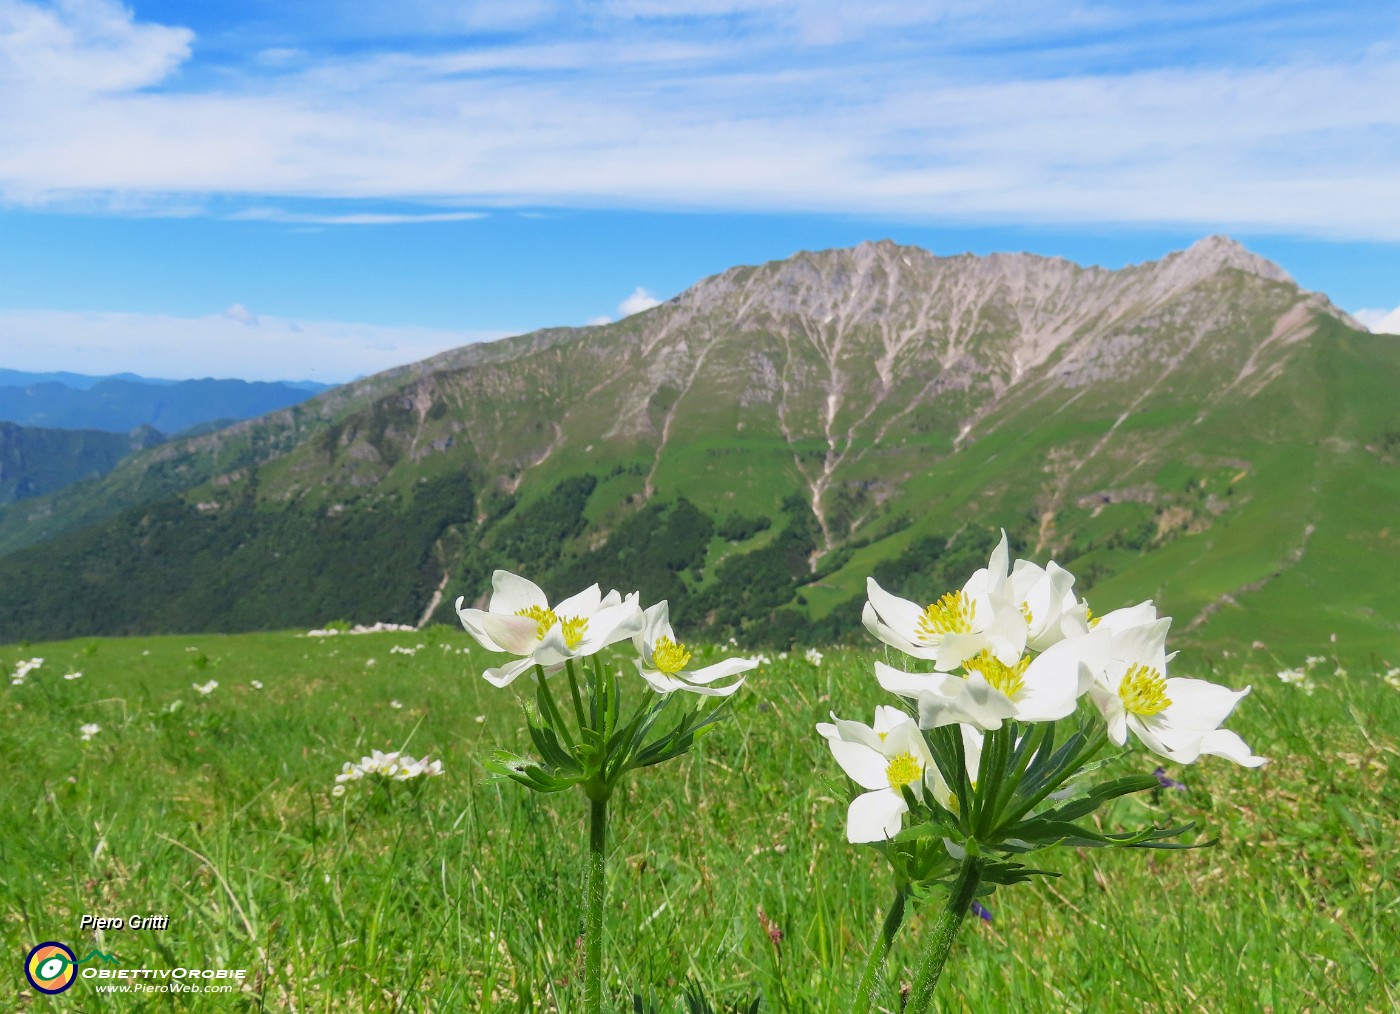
[0,372,334,434]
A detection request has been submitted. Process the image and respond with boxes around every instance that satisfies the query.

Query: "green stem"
[583,795,608,1014]
[565,659,590,735]
[853,883,908,1014]
[906,857,984,1014]
[535,664,578,751]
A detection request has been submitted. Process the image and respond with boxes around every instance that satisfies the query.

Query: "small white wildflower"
[1276,669,1307,685]
[64,672,83,681]
[250,680,264,690]
[1384,668,1400,690]
[1334,667,1348,678]
[193,680,218,695]
[389,700,404,709]
[142,650,151,656]
[390,645,417,656]
[805,647,825,666]
[365,658,377,667]
[1305,655,1326,666]
[474,714,485,724]
[331,784,346,798]
[80,723,101,741]
[778,651,789,660]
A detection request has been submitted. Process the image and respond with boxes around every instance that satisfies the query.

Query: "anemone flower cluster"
[332,749,444,796]
[456,570,758,1014]
[825,532,1266,1014]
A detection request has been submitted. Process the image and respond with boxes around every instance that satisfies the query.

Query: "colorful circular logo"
[25,942,77,994]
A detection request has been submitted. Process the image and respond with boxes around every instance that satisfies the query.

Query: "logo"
[23,942,119,994]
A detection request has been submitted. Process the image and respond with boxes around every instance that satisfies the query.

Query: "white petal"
[1160,679,1250,733]
[554,583,603,618]
[482,656,536,688]
[1195,728,1268,768]
[875,661,959,699]
[828,739,892,791]
[487,571,550,615]
[454,603,509,652]
[847,790,908,844]
[682,656,759,684]
[477,612,542,656]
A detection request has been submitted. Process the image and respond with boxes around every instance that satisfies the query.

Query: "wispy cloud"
[229,207,489,225]
[0,306,509,382]
[0,1,1398,237]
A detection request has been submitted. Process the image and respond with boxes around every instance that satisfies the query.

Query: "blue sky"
[1,0,1397,381]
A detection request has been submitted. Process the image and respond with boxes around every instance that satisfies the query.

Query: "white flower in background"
[250,680,263,690]
[80,723,101,741]
[1083,620,1266,767]
[863,532,1027,671]
[1384,668,1400,690]
[1305,655,1326,666]
[192,680,219,696]
[11,657,43,684]
[474,714,486,723]
[875,629,1094,731]
[390,645,417,656]
[816,705,950,843]
[455,570,643,687]
[389,699,404,709]
[64,671,83,681]
[335,750,443,788]
[804,647,825,666]
[1275,668,1306,685]
[632,602,755,696]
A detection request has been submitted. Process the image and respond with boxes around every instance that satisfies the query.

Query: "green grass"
[2,629,1396,1011]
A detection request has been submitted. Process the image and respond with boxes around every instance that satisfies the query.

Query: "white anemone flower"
[862,532,1027,671]
[192,680,218,696]
[455,571,643,686]
[1083,619,1267,767]
[816,705,950,843]
[1008,559,1087,651]
[79,722,101,741]
[875,629,1094,731]
[632,602,755,696]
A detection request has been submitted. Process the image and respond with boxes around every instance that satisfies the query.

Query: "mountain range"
[0,371,330,434]
[0,237,1395,665]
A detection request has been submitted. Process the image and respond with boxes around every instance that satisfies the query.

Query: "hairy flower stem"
[853,883,908,1014]
[583,794,609,1014]
[907,856,984,1014]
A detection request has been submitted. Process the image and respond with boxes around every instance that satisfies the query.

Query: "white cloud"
[1354,306,1400,335]
[0,307,509,382]
[618,287,661,317]
[222,303,259,326]
[585,314,613,326]
[0,1,1398,238]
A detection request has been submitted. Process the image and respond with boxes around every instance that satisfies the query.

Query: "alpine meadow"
[4,237,1398,1012]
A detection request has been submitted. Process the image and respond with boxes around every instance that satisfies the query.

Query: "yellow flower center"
[968,650,1029,698]
[652,636,692,674]
[1020,601,1034,625]
[559,616,588,650]
[1119,664,1172,716]
[917,591,976,641]
[515,605,558,640]
[1086,606,1100,628]
[885,751,923,791]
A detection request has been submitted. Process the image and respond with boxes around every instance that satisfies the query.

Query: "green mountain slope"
[0,237,1395,664]
[0,422,162,504]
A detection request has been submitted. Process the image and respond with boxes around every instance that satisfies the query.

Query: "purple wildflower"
[970,901,992,923]
[1153,767,1187,791]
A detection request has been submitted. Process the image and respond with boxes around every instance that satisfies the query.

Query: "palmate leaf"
[1026,774,1161,824]
[483,751,583,793]
[1001,815,1207,850]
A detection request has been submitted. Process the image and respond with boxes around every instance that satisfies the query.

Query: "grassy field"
[2,627,1396,1012]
